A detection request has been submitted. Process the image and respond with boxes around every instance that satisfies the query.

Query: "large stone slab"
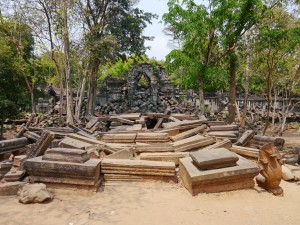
[172,135,215,152]
[135,142,174,153]
[179,156,260,195]
[0,161,13,178]
[59,137,93,149]
[101,158,176,177]
[135,132,170,143]
[24,157,101,180]
[190,148,239,170]
[101,133,137,143]
[201,139,232,151]
[170,125,207,142]
[140,152,190,166]
[42,148,90,163]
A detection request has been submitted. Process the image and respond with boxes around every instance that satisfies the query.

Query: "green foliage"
[98,55,164,84]
[137,75,150,88]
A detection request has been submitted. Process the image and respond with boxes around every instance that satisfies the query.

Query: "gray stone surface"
[190,148,239,170]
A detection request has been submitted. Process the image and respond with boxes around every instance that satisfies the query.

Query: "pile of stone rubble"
[0,112,299,198]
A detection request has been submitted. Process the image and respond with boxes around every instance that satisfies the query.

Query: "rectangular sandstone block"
[172,135,216,152]
[179,156,259,195]
[43,148,90,163]
[135,142,174,153]
[101,133,137,143]
[140,152,190,165]
[24,157,101,179]
[136,132,170,143]
[201,139,232,151]
[59,137,93,149]
[189,148,239,170]
[170,125,207,142]
[101,158,175,170]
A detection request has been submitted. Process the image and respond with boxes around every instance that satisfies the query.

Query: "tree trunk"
[75,75,87,121]
[241,46,250,128]
[228,50,237,124]
[0,118,3,140]
[87,62,100,115]
[30,90,36,114]
[62,1,74,124]
[198,76,205,115]
[271,88,277,132]
[263,69,272,135]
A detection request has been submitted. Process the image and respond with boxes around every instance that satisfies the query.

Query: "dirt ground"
[0,129,299,225]
[0,180,299,225]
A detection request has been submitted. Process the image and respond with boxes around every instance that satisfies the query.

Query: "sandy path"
[0,180,299,225]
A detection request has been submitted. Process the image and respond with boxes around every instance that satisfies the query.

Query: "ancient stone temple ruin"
[96,63,178,114]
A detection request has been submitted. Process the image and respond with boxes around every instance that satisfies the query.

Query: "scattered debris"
[17,183,53,204]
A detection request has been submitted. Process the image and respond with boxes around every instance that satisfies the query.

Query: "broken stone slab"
[18,183,53,204]
[3,170,26,182]
[42,148,90,163]
[201,139,232,151]
[59,137,93,150]
[86,116,100,129]
[0,137,28,148]
[23,131,41,142]
[170,125,207,142]
[106,149,133,160]
[235,130,255,146]
[190,148,239,170]
[0,181,25,196]
[135,132,170,143]
[139,152,189,166]
[172,135,216,152]
[162,119,206,129]
[253,135,285,151]
[110,113,141,121]
[13,155,27,167]
[0,161,13,178]
[156,127,180,136]
[179,156,260,195]
[135,142,174,153]
[68,133,105,145]
[101,133,137,143]
[27,130,54,159]
[230,145,259,159]
[209,124,239,131]
[207,131,239,139]
[101,158,176,177]
[25,157,101,180]
[0,137,28,153]
[103,174,177,183]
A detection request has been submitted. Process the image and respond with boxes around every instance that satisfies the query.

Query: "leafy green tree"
[77,0,157,114]
[0,37,28,139]
[0,14,41,113]
[250,6,300,134]
[163,0,283,121]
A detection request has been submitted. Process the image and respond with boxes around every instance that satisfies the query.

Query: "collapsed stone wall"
[95,63,197,114]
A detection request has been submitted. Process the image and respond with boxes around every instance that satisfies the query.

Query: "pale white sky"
[137,0,171,61]
[137,0,205,60]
